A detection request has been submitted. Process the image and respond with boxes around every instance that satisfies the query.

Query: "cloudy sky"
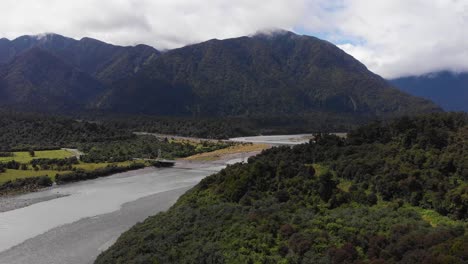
[1,0,467,78]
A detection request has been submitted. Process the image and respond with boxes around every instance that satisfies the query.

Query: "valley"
[0,31,440,129]
[0,135,284,264]
[96,113,468,264]
[0,23,465,264]
[0,165,218,264]
[0,112,234,195]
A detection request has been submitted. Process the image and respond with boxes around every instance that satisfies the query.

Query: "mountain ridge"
[0,47,105,111]
[391,71,468,112]
[98,31,438,117]
[0,33,160,84]
[0,31,441,126]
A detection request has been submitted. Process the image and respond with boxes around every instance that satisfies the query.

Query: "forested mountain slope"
[0,48,105,111]
[391,71,468,112]
[0,32,440,125]
[96,113,468,264]
[0,110,133,151]
[0,33,159,84]
[98,31,440,118]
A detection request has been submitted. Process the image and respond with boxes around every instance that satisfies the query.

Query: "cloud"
[301,0,468,78]
[1,0,467,78]
[0,0,307,49]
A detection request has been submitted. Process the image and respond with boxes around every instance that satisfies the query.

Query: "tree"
[318,171,337,201]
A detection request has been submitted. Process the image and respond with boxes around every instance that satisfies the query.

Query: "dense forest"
[0,110,234,194]
[0,109,360,154]
[0,32,439,123]
[78,135,232,163]
[96,113,468,264]
[0,110,133,151]
[97,31,439,118]
[97,113,363,139]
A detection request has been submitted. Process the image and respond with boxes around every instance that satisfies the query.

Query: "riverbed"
[229,134,314,145]
[0,161,226,264]
[229,133,346,145]
[0,137,296,264]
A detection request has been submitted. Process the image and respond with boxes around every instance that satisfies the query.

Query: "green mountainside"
[0,34,160,84]
[98,31,439,118]
[0,48,105,111]
[96,113,468,264]
[0,109,133,151]
[0,31,439,127]
[391,71,468,112]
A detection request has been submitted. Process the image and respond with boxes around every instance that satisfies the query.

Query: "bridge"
[132,149,176,167]
[132,158,176,167]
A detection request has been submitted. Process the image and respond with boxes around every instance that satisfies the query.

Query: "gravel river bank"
[0,158,240,264]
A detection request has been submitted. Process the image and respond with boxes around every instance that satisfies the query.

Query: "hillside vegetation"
[97,114,364,139]
[0,32,439,131]
[100,31,439,119]
[0,111,232,193]
[391,71,468,112]
[96,113,468,264]
[0,110,133,151]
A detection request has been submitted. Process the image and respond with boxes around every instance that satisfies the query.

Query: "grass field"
[410,206,465,227]
[0,161,145,184]
[182,143,269,161]
[73,161,136,171]
[0,169,72,183]
[311,163,328,176]
[0,149,74,163]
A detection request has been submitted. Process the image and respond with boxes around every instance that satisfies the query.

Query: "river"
[229,133,346,145]
[0,135,314,264]
[229,134,314,145]
[0,162,226,264]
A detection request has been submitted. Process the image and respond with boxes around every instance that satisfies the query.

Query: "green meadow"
[0,151,143,184]
[0,149,74,163]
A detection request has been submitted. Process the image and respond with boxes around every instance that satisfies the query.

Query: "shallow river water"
[229,134,314,145]
[0,135,311,264]
[0,163,224,264]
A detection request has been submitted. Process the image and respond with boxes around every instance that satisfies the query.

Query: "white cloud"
[1,0,467,78]
[1,0,307,49]
[302,0,468,78]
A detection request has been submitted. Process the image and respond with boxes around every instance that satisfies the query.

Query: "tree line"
[96,112,468,264]
[55,163,146,184]
[0,109,133,151]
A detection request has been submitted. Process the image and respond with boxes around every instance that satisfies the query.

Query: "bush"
[55,163,145,184]
[0,176,53,194]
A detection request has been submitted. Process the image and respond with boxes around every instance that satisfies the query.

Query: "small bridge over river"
[132,158,176,167]
[132,149,177,167]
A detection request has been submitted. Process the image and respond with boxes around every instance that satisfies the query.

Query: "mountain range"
[391,71,468,112]
[0,31,440,122]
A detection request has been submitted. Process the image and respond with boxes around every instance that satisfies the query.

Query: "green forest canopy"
[96,112,468,264]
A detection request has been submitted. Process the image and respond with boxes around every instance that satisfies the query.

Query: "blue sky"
[294,26,364,46]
